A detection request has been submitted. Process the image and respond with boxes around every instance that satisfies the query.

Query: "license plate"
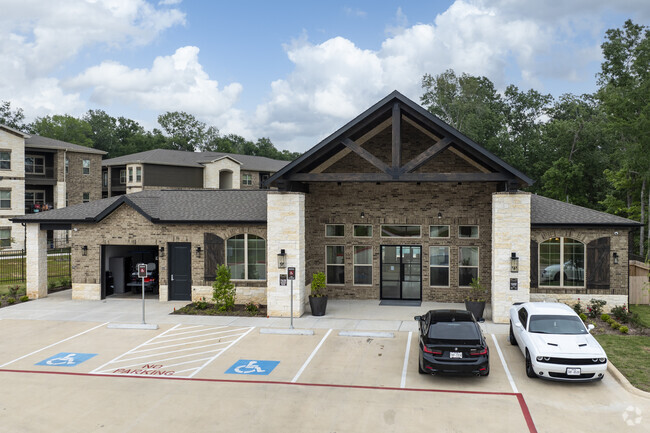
[450,352,463,359]
[566,368,581,376]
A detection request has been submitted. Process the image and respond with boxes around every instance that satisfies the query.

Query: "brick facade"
[65,151,103,206]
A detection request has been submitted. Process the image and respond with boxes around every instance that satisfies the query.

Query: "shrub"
[60,277,71,288]
[6,297,16,305]
[19,295,29,303]
[579,313,587,322]
[466,277,487,302]
[610,305,633,323]
[573,299,584,315]
[245,302,260,315]
[587,299,607,318]
[610,321,620,330]
[212,265,236,311]
[195,297,209,310]
[619,326,629,334]
[48,280,57,290]
[311,272,327,297]
[607,318,615,325]
[600,314,610,322]
[8,285,20,298]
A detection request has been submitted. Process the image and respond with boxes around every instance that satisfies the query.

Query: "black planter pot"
[309,295,328,316]
[465,300,486,321]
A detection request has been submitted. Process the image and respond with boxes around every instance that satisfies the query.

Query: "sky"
[1,0,648,153]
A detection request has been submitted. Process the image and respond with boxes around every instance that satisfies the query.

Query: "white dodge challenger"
[509,302,608,382]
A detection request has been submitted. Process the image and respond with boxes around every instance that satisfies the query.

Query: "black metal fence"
[0,245,71,286]
[0,249,25,285]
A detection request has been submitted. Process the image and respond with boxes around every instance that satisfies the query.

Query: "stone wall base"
[190,286,267,305]
[530,293,628,313]
[72,283,101,300]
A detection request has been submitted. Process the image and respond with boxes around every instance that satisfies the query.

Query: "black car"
[415,309,489,376]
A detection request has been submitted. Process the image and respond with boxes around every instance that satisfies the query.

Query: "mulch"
[171,302,268,317]
[588,316,649,336]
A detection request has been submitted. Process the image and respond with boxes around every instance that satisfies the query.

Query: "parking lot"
[0,312,648,433]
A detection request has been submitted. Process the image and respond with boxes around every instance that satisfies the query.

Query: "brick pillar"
[26,223,48,299]
[491,192,531,323]
[266,192,305,317]
[54,182,66,209]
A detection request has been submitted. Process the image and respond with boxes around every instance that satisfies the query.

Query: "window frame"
[353,245,373,286]
[539,237,586,288]
[25,155,45,175]
[226,234,267,281]
[353,224,373,238]
[458,246,479,287]
[429,245,450,287]
[325,224,345,237]
[429,225,450,239]
[128,167,133,182]
[458,225,479,239]
[0,227,11,248]
[325,245,345,285]
[82,192,90,203]
[242,173,253,186]
[136,166,142,182]
[120,169,126,184]
[25,190,45,211]
[0,190,11,209]
[102,172,108,187]
[82,159,90,175]
[0,150,11,170]
[380,225,421,238]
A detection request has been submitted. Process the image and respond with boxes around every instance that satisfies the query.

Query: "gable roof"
[266,90,534,188]
[531,194,641,227]
[12,189,268,224]
[25,134,106,155]
[0,124,30,138]
[102,148,289,172]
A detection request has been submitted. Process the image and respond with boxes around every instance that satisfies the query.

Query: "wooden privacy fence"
[629,260,650,305]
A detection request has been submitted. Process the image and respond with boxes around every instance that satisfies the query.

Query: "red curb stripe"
[516,393,538,433]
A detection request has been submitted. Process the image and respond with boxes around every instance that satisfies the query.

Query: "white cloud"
[343,7,367,18]
[159,0,183,5]
[67,46,243,121]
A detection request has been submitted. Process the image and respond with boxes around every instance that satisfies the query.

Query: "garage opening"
[101,245,159,299]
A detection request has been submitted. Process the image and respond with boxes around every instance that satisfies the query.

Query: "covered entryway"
[380,245,422,301]
[101,245,159,299]
[168,242,192,301]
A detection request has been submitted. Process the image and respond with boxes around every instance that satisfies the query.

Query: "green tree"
[212,264,236,311]
[157,111,219,152]
[0,101,27,131]
[29,114,94,147]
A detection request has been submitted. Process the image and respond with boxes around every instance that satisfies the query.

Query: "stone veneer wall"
[70,204,266,301]
[26,224,47,298]
[0,130,26,249]
[203,158,241,189]
[491,192,531,324]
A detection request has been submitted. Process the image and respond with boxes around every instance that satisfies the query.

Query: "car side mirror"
[587,324,595,332]
[478,318,485,323]
[515,322,523,328]
[414,316,422,321]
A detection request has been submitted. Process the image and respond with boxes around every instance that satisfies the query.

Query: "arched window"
[219,170,233,189]
[539,237,585,287]
[226,234,266,280]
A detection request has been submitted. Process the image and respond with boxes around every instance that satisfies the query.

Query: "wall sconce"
[159,246,165,257]
[277,249,287,268]
[195,246,202,258]
[438,212,442,219]
[613,252,619,265]
[81,245,88,256]
[510,252,519,273]
[360,212,365,219]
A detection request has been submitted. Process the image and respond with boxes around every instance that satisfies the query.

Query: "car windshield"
[428,322,479,340]
[528,315,587,335]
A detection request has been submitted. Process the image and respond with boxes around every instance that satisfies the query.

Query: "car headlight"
[536,356,544,362]
[599,357,606,363]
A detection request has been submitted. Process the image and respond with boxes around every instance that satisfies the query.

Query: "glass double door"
[380,245,421,300]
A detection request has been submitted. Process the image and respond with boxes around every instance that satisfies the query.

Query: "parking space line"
[187,326,255,378]
[491,333,518,393]
[400,331,412,388]
[291,329,332,383]
[0,322,108,368]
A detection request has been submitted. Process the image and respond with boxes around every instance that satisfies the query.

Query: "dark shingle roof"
[531,194,641,227]
[12,190,267,224]
[102,148,290,172]
[25,135,106,155]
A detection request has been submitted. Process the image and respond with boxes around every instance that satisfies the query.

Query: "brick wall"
[66,152,102,205]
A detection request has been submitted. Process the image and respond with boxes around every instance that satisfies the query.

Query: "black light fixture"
[360,211,365,219]
[159,246,165,257]
[195,246,202,257]
[81,245,88,256]
[613,252,619,265]
[510,252,519,273]
[438,212,442,219]
[277,249,287,268]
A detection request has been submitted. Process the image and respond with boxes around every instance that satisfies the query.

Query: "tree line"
[0,103,301,162]
[420,20,649,257]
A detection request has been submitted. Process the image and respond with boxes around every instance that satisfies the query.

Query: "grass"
[630,304,650,328]
[595,334,650,392]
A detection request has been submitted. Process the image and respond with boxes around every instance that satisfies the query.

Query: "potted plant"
[309,271,328,316]
[465,277,487,321]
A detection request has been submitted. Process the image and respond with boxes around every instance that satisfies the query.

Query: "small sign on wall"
[279,274,287,286]
[510,278,518,290]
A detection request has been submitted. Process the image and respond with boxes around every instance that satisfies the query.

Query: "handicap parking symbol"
[36,352,97,367]
[225,359,280,375]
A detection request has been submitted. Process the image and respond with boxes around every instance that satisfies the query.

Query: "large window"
[25,190,45,212]
[540,237,585,287]
[0,228,10,248]
[429,246,449,286]
[82,159,90,175]
[226,234,266,280]
[326,245,345,284]
[325,224,344,237]
[459,225,479,238]
[242,173,252,186]
[0,151,10,170]
[381,225,421,237]
[25,156,45,174]
[429,225,449,238]
[353,225,372,237]
[136,166,142,182]
[459,246,479,286]
[0,190,11,209]
[353,245,372,285]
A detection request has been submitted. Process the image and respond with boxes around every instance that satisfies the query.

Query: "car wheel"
[525,350,537,379]
[509,322,518,346]
[480,365,490,377]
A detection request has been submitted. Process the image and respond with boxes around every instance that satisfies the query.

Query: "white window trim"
[458,246,479,288]
[0,150,11,170]
[25,189,46,207]
[135,166,142,183]
[353,245,373,286]
[120,169,126,184]
[0,227,11,248]
[0,190,11,209]
[353,224,373,238]
[429,246,450,287]
[242,173,253,186]
[82,159,90,175]
[25,155,45,175]
[325,224,345,238]
[458,225,479,239]
[429,225,450,239]
[226,233,266,281]
[325,245,345,285]
[380,224,422,238]
[539,237,586,289]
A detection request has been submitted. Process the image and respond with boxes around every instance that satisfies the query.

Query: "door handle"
[171,274,174,281]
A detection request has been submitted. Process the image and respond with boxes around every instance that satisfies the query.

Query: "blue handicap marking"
[36,352,97,367]
[225,359,280,375]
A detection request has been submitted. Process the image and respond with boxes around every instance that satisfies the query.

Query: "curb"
[607,362,650,399]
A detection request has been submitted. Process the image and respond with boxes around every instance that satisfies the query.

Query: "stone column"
[54,181,66,209]
[491,192,531,323]
[266,192,305,317]
[26,223,48,299]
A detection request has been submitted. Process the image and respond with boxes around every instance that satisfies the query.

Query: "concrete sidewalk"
[0,289,509,334]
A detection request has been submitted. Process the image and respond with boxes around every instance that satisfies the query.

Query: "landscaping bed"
[172,302,267,317]
[0,286,29,309]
